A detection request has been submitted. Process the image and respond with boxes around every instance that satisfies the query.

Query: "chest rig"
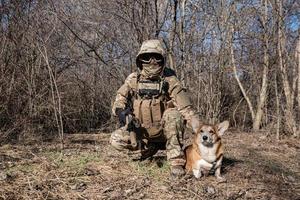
[132,75,168,138]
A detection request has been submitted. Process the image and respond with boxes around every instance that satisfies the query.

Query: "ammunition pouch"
[133,98,165,138]
[132,79,170,138]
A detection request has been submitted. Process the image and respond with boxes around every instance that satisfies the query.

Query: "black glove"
[115,107,131,127]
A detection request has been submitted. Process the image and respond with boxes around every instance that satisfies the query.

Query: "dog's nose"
[202,136,208,141]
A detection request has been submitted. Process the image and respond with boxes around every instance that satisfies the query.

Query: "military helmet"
[136,39,165,69]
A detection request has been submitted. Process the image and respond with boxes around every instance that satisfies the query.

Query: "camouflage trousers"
[110,108,186,166]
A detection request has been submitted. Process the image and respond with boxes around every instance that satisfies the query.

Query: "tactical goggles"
[139,53,163,64]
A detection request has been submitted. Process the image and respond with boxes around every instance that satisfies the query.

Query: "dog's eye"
[200,130,204,133]
[209,130,214,133]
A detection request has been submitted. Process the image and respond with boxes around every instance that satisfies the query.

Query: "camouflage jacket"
[112,68,198,123]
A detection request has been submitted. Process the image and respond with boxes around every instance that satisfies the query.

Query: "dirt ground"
[0,131,299,200]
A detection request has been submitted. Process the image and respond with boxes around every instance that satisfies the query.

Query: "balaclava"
[136,39,165,79]
[140,57,163,79]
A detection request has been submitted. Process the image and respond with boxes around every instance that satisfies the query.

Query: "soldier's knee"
[110,128,129,151]
[110,130,122,150]
[110,140,124,151]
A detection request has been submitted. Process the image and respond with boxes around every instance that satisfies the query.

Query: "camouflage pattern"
[140,62,163,79]
[112,70,198,123]
[111,39,199,168]
[112,72,138,114]
[137,39,165,56]
[136,39,165,69]
[162,108,185,166]
[110,108,185,166]
[110,126,131,151]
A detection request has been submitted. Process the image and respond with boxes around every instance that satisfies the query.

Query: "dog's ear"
[190,116,200,133]
[217,121,229,136]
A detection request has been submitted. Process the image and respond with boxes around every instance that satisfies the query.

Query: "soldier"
[110,39,199,177]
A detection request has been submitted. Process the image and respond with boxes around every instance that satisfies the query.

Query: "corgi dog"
[185,119,229,181]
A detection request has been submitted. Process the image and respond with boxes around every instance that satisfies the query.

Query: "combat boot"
[128,143,159,160]
[170,165,185,177]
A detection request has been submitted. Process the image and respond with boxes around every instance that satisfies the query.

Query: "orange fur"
[185,121,229,180]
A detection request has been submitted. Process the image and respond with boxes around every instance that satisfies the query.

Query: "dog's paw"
[192,169,202,179]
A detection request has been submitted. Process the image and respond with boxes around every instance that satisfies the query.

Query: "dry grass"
[0,131,299,200]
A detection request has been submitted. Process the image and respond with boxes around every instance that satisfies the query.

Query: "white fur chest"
[192,144,222,178]
[198,143,218,163]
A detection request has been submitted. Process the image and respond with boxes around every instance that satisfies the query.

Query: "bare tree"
[0,0,299,143]
[296,36,300,136]
[276,0,298,137]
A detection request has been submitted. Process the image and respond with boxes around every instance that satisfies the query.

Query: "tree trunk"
[168,0,178,72]
[277,0,297,136]
[230,26,255,122]
[296,36,300,137]
[275,74,281,140]
[179,0,186,86]
[253,0,269,130]
[39,45,64,149]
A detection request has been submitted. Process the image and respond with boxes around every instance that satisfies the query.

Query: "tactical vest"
[132,76,169,138]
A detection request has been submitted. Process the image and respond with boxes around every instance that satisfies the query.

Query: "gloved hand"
[115,107,131,127]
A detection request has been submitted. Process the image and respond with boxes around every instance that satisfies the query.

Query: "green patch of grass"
[5,150,104,177]
[130,159,170,181]
[41,150,103,174]
[6,163,36,174]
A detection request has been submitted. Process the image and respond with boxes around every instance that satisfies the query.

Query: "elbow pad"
[173,87,192,110]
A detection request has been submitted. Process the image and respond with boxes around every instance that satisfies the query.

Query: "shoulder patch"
[125,72,138,89]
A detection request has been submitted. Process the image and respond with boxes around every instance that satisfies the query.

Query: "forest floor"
[0,130,299,200]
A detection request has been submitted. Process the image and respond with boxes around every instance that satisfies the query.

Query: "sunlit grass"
[129,158,170,181]
[40,150,103,174]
